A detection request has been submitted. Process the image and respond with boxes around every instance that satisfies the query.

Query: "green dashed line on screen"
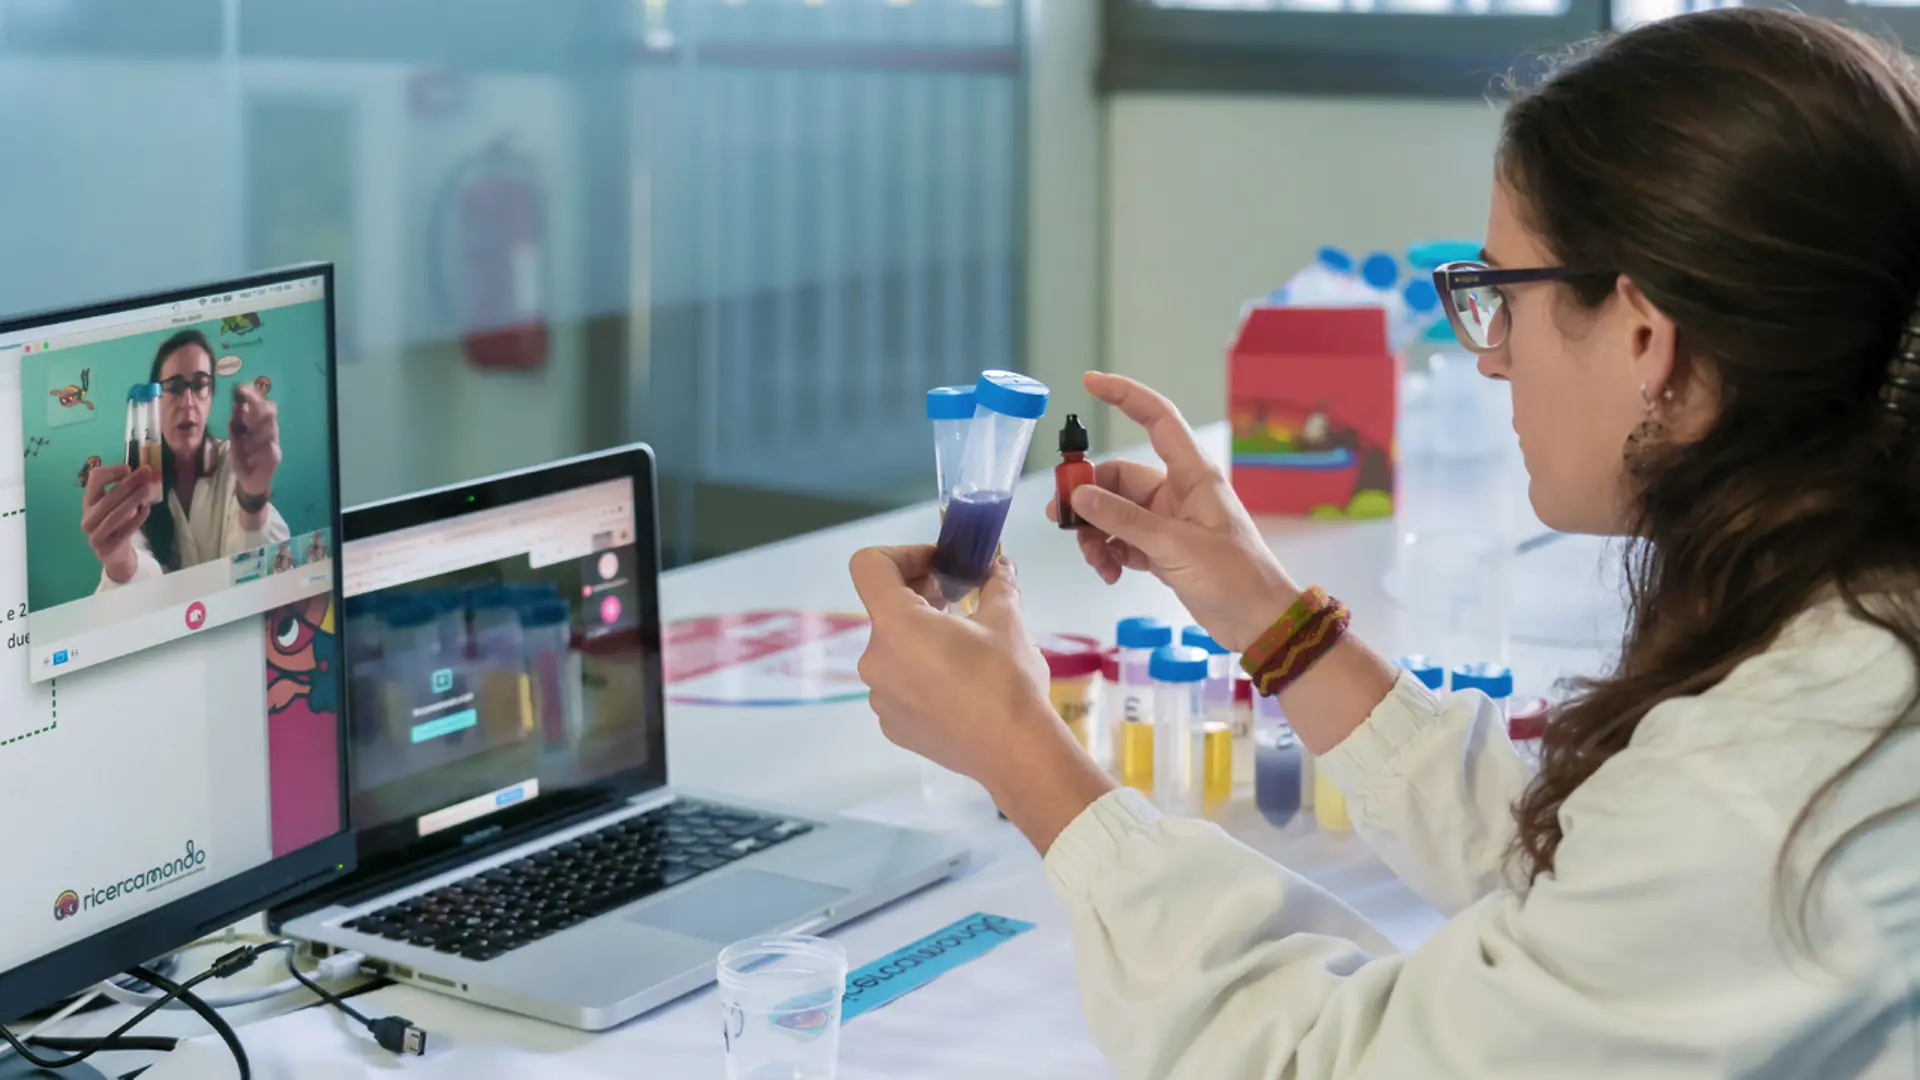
[0,680,56,748]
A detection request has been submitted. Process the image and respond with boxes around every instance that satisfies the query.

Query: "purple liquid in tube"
[1256,729,1303,826]
[932,491,1013,601]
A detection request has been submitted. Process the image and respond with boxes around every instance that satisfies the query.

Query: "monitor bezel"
[0,264,355,1023]
[275,443,666,916]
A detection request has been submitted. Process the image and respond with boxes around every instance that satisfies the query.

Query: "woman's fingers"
[96,503,150,553]
[82,470,149,533]
[1091,459,1169,508]
[849,545,938,618]
[1083,372,1212,479]
[1077,525,1121,583]
[82,464,133,509]
[88,498,148,552]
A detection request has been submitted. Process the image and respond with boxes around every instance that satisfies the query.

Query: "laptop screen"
[339,456,662,872]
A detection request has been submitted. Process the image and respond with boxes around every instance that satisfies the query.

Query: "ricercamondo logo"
[53,841,208,922]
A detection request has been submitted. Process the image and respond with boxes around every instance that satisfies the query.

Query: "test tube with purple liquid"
[931,371,1049,603]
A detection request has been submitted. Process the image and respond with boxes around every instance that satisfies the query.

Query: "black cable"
[0,943,275,1073]
[0,963,220,1070]
[277,950,425,1055]
[26,1036,178,1053]
[281,957,369,1026]
[127,966,248,1080]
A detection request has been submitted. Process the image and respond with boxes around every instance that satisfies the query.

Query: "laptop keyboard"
[342,800,814,963]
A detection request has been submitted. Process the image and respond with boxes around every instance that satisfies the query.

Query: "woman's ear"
[1616,275,1679,401]
[1616,274,1717,437]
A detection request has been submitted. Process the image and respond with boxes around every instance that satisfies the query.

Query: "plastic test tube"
[1450,661,1514,722]
[1150,645,1210,818]
[1180,627,1236,810]
[1397,655,1447,694]
[379,600,444,746]
[1114,617,1173,791]
[931,371,1049,603]
[927,385,975,509]
[1253,690,1302,827]
[927,385,981,615]
[922,386,1004,817]
[524,599,582,749]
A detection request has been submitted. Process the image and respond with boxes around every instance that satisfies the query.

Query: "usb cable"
[278,948,428,1056]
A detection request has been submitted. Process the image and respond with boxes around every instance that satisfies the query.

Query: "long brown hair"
[1500,10,1920,921]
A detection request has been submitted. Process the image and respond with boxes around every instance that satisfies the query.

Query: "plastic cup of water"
[716,935,848,1080]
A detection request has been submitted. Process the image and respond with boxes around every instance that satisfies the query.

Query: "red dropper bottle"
[1056,414,1095,529]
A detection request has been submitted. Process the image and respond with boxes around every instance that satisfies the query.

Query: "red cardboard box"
[1228,306,1396,518]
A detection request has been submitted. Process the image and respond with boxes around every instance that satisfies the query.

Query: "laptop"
[272,444,967,1030]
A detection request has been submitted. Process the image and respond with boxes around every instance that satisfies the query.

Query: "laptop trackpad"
[626,869,850,944]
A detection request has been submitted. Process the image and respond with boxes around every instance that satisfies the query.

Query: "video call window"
[342,480,651,854]
[17,279,335,680]
[0,271,349,983]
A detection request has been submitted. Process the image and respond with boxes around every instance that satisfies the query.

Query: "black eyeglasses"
[158,374,214,398]
[1432,261,1595,353]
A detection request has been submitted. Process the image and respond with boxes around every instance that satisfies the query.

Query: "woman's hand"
[1052,372,1297,653]
[228,384,281,506]
[851,546,1115,850]
[81,464,152,584]
[852,546,1054,778]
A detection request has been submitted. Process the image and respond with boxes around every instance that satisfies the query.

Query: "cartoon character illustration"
[49,368,92,411]
[1229,396,1393,519]
[265,594,337,716]
[53,890,80,920]
[77,454,101,489]
[253,375,272,398]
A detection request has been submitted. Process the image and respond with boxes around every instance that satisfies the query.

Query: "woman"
[852,11,1920,1078]
[81,329,287,590]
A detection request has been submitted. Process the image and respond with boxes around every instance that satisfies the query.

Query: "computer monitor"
[0,267,354,1023]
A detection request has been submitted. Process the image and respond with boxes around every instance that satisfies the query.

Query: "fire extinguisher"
[429,138,550,371]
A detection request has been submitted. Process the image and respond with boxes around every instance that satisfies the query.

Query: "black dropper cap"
[1059,413,1090,453]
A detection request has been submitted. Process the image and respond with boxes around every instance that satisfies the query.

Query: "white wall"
[1102,95,1503,438]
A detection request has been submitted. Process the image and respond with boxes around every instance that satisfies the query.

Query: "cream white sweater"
[1044,601,1920,1079]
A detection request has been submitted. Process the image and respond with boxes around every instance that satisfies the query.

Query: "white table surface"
[96,424,1620,1079]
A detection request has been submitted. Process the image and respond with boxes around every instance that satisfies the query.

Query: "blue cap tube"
[932,371,1049,602]
[1150,645,1210,816]
[927,385,975,509]
[1396,655,1447,691]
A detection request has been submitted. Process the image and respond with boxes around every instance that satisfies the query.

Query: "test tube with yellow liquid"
[1114,619,1173,792]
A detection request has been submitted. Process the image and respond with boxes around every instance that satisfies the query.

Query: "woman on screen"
[81,329,287,589]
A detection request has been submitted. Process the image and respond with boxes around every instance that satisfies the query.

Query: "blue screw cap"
[926,385,976,421]
[972,370,1049,421]
[1116,617,1173,650]
[1149,645,1210,683]
[1396,655,1446,691]
[1450,662,1514,698]
[1180,626,1230,656]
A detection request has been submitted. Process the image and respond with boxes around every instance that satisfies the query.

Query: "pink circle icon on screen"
[184,602,208,631]
[599,595,622,625]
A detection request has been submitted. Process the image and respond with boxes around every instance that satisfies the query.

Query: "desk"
[122,425,1615,1078]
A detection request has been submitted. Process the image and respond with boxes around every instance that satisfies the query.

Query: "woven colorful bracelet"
[1240,587,1352,697]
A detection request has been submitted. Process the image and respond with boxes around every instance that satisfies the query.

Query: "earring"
[1626,382,1668,474]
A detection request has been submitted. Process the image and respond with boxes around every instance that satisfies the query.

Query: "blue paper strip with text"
[841,911,1035,1023]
